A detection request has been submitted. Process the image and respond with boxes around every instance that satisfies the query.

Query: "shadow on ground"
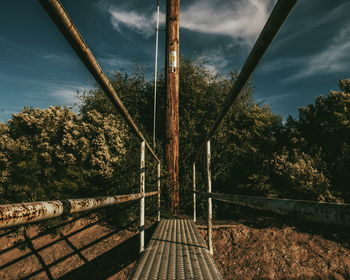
[0,213,157,280]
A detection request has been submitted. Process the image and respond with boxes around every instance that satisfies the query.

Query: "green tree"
[0,106,128,203]
[285,79,350,202]
[78,59,283,214]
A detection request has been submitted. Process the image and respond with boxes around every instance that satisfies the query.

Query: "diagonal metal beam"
[194,0,298,161]
[38,0,160,163]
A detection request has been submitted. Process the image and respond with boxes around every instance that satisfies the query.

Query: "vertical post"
[193,162,196,222]
[153,0,160,148]
[165,0,180,215]
[206,141,213,255]
[157,162,161,222]
[139,141,145,253]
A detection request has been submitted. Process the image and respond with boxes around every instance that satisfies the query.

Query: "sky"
[0,0,349,122]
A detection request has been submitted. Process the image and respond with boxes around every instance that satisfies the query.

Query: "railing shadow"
[58,223,157,280]
[218,203,350,250]
[0,212,157,280]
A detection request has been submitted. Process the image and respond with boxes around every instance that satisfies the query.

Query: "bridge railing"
[192,0,350,255]
[0,0,161,254]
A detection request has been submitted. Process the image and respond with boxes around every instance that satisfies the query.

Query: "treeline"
[0,59,349,213]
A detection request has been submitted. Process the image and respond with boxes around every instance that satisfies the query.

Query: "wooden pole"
[165,0,180,215]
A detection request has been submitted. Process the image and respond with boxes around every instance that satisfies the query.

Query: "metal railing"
[192,0,350,255]
[0,0,162,254]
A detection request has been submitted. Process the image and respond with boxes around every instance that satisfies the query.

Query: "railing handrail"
[0,191,159,229]
[193,0,297,162]
[196,191,350,228]
[38,0,160,163]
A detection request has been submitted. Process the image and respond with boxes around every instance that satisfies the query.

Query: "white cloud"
[273,1,350,49]
[98,56,134,70]
[108,8,165,38]
[106,0,275,44]
[303,27,350,76]
[195,49,229,75]
[283,25,350,82]
[48,86,83,105]
[182,0,276,45]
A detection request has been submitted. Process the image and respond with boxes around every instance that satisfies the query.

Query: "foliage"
[285,82,350,202]
[0,106,128,203]
[1,60,350,225]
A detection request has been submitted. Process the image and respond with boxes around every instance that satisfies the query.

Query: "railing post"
[139,141,145,253]
[206,141,213,255]
[193,162,196,222]
[157,162,161,222]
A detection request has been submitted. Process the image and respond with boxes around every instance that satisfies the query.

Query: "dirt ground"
[0,212,349,280]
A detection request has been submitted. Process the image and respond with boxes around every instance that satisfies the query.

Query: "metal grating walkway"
[129,219,224,280]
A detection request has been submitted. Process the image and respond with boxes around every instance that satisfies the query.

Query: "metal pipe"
[0,191,158,229]
[153,1,160,148]
[194,0,298,161]
[37,0,160,163]
[196,192,350,228]
[206,141,213,255]
[140,141,146,253]
[193,162,196,222]
[157,162,161,222]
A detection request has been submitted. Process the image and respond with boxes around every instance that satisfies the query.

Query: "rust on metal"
[196,191,350,228]
[193,0,298,161]
[0,191,159,229]
[206,141,213,255]
[37,0,159,163]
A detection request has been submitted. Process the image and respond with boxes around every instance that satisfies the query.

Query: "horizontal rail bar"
[194,0,297,161]
[196,192,350,228]
[0,191,159,229]
[38,0,159,163]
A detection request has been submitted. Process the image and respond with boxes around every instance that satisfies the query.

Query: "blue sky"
[0,0,349,122]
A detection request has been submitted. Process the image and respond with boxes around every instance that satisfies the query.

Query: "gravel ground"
[0,212,349,280]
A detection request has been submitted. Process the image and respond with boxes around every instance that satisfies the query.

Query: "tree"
[0,106,128,203]
[284,79,350,202]
[77,59,283,214]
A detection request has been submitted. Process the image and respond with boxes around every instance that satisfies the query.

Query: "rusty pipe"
[196,192,350,228]
[37,0,159,163]
[194,0,298,161]
[0,191,159,229]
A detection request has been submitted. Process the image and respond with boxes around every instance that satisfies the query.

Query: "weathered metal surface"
[0,191,159,229]
[140,141,146,253]
[196,192,350,228]
[206,141,213,255]
[193,162,197,222]
[129,219,224,280]
[157,162,161,222]
[37,0,159,163]
[166,0,180,215]
[193,0,298,161]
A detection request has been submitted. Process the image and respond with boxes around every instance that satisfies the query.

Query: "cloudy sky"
[0,0,349,122]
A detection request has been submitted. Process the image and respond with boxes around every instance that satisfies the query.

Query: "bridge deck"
[129,218,223,280]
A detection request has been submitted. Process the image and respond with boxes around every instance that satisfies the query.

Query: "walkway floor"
[129,218,223,280]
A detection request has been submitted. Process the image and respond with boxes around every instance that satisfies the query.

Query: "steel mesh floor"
[129,219,223,280]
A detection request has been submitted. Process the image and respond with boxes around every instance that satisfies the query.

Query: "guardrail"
[38,0,159,163]
[192,0,299,255]
[196,191,350,228]
[193,0,298,162]
[0,191,159,229]
[192,0,350,255]
[0,140,161,254]
[0,0,162,256]
[193,139,350,255]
